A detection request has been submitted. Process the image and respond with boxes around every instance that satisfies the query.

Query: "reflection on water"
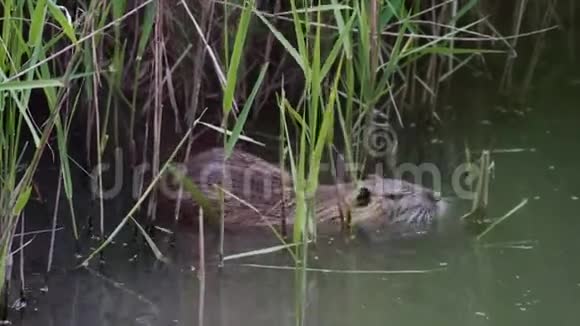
[7,18,580,326]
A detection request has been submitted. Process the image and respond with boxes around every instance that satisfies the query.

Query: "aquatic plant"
[0,0,81,299]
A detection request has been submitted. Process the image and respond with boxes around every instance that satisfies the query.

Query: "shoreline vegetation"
[0,0,564,316]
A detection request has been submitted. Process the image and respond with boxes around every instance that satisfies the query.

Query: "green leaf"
[289,0,308,71]
[112,0,127,20]
[12,186,32,215]
[0,79,64,91]
[0,69,41,146]
[222,0,254,115]
[320,14,355,80]
[29,0,48,47]
[379,0,399,27]
[47,1,77,43]
[282,99,308,131]
[255,10,305,73]
[225,63,269,157]
[168,165,219,221]
[309,55,344,194]
[330,0,353,59]
[137,0,156,59]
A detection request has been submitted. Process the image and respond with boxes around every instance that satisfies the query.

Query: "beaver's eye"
[385,193,403,200]
[355,187,371,207]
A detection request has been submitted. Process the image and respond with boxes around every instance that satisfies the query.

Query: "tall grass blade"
[330,0,353,59]
[47,1,76,43]
[137,1,155,59]
[255,11,305,73]
[225,63,269,157]
[222,0,254,115]
[12,187,32,216]
[307,55,344,196]
[320,15,356,80]
[0,79,64,91]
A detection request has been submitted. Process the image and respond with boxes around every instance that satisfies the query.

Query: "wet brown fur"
[174,148,442,235]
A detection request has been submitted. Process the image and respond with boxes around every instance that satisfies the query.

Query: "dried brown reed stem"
[146,0,167,222]
[500,0,529,92]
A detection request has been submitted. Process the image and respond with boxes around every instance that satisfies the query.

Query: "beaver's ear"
[365,174,384,191]
[367,173,384,180]
[355,187,372,207]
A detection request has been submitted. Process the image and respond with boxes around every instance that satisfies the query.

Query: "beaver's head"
[346,175,446,240]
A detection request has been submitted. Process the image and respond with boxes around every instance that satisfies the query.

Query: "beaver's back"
[186,148,294,226]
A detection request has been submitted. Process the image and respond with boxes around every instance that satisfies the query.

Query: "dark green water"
[6,19,580,326]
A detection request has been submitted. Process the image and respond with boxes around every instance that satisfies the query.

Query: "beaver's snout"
[425,190,441,202]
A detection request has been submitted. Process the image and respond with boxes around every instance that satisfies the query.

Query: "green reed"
[260,3,351,324]
[0,0,160,298]
[0,0,80,297]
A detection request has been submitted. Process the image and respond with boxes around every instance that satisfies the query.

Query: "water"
[6,19,580,326]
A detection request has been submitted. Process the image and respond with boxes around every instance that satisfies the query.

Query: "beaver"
[170,147,446,239]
